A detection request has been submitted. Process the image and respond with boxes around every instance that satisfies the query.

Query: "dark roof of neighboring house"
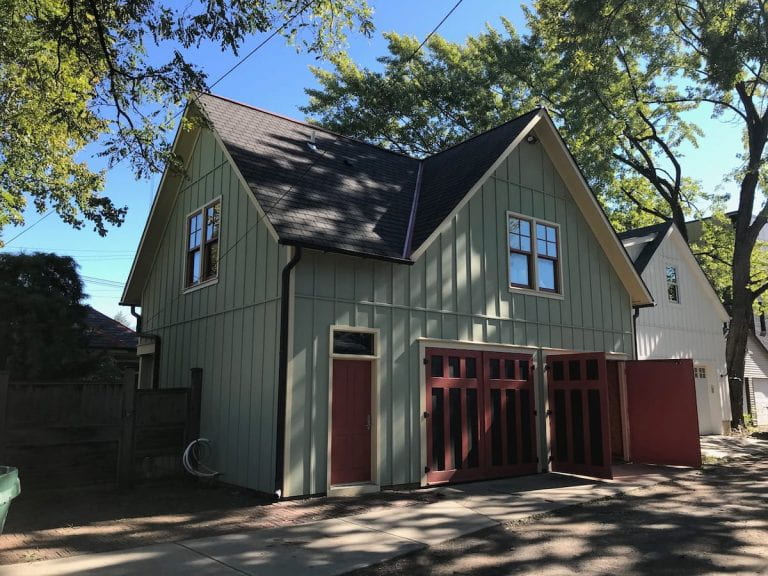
[618,221,673,274]
[84,307,137,350]
[196,93,538,261]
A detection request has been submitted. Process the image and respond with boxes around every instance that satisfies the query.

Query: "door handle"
[366,414,371,431]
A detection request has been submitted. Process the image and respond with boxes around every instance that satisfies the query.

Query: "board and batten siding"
[140,128,287,493]
[285,138,634,497]
[633,231,730,431]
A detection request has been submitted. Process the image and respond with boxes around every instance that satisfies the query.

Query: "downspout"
[275,245,303,499]
[631,303,655,360]
[130,305,161,390]
[632,306,641,360]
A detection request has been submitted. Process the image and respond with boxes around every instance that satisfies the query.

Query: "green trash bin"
[0,466,20,535]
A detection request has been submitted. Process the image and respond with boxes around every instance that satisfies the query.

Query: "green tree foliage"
[305,30,538,156]
[302,22,710,229]
[691,212,768,310]
[531,0,767,427]
[0,252,96,379]
[0,0,373,238]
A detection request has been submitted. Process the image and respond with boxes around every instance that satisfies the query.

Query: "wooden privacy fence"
[0,368,202,488]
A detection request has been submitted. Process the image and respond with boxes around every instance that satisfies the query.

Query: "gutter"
[130,305,161,389]
[274,246,302,499]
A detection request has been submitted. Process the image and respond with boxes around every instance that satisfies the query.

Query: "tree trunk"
[670,200,689,243]
[725,202,758,429]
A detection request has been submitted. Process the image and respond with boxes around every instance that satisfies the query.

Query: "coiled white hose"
[182,438,220,478]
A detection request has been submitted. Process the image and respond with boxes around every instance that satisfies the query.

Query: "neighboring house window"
[666,265,680,303]
[186,199,220,287]
[508,214,561,294]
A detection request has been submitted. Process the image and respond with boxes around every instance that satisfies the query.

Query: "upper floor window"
[508,213,561,294]
[186,199,220,288]
[665,265,680,303]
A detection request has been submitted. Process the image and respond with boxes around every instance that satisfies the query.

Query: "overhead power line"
[2,211,54,247]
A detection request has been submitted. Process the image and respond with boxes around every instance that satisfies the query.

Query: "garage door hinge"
[423,411,430,419]
[423,358,428,365]
[424,466,431,473]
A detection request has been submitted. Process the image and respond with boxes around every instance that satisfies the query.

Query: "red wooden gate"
[425,348,537,485]
[624,359,701,468]
[547,352,612,479]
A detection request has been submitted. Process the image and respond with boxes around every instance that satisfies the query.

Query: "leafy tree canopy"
[302,22,713,231]
[0,252,96,379]
[0,0,373,240]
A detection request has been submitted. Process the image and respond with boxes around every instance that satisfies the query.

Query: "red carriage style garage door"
[425,348,537,485]
[547,352,613,479]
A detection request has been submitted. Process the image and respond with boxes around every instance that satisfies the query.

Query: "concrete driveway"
[0,463,696,576]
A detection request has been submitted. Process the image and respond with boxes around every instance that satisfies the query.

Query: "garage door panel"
[754,379,768,427]
[547,353,612,479]
[484,352,538,477]
[425,348,537,485]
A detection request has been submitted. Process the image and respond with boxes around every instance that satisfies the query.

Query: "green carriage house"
[121,93,653,498]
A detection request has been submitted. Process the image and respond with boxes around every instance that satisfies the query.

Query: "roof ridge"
[197,92,416,160]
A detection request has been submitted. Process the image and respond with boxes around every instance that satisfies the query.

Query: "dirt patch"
[0,479,438,564]
[349,456,768,576]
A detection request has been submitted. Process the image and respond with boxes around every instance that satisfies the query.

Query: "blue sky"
[0,0,746,326]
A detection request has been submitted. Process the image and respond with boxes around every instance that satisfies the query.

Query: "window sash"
[666,265,679,302]
[508,214,560,294]
[186,200,220,288]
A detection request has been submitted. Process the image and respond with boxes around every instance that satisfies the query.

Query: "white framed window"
[665,265,680,303]
[507,212,561,295]
[186,199,221,288]
[694,366,707,379]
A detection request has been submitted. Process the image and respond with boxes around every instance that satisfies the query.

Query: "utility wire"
[405,0,465,62]
[2,211,54,247]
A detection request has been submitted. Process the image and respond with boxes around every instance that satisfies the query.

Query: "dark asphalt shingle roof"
[618,221,673,275]
[84,306,137,350]
[196,93,538,261]
[413,111,540,250]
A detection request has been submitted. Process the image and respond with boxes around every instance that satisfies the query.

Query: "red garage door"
[425,348,537,485]
[547,352,613,479]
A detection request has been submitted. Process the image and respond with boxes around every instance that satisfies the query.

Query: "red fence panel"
[625,359,701,468]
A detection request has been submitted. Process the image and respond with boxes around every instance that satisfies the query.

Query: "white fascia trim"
[207,127,280,244]
[409,112,544,262]
[535,113,653,307]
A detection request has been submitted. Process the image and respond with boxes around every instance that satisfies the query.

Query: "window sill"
[507,286,565,300]
[182,277,219,295]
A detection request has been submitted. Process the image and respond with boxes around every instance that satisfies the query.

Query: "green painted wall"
[140,128,286,493]
[286,138,633,497]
